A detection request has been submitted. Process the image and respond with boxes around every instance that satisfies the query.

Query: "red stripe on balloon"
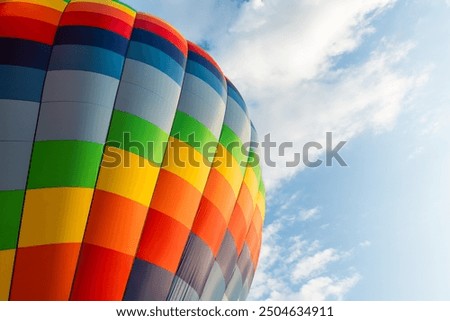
[59,11,133,39]
[0,16,57,45]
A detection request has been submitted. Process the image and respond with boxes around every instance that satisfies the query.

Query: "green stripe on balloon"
[27,141,103,189]
[170,111,218,163]
[219,125,247,173]
[106,110,169,165]
[0,190,24,250]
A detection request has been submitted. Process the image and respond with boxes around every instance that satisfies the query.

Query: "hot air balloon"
[0,0,265,301]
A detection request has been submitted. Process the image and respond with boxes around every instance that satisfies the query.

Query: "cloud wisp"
[248,214,360,301]
[300,207,320,221]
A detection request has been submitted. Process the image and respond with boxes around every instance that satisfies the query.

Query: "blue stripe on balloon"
[54,26,129,56]
[188,51,224,87]
[48,45,125,79]
[0,65,46,102]
[227,80,248,114]
[0,38,51,71]
[127,41,184,85]
[186,60,226,99]
[130,29,186,67]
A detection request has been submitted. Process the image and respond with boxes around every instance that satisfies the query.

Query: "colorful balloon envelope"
[0,0,265,301]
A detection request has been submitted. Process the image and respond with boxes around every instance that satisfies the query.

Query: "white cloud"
[359,240,372,248]
[248,41,426,190]
[279,193,300,210]
[208,0,427,190]
[216,0,393,87]
[296,275,361,301]
[292,249,340,281]
[300,207,320,221]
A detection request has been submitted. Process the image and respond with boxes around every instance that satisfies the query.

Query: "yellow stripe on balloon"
[0,249,15,300]
[256,191,266,221]
[97,147,160,207]
[213,144,244,197]
[18,187,94,247]
[243,166,259,204]
[162,137,211,192]
[69,0,135,16]
[0,0,67,11]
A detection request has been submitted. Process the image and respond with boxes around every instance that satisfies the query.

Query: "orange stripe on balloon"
[236,183,255,229]
[191,197,227,256]
[228,204,248,254]
[202,168,236,223]
[150,169,202,229]
[247,224,260,267]
[0,2,61,25]
[82,190,148,256]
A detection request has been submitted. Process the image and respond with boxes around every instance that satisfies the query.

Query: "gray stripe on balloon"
[0,100,40,142]
[124,259,175,301]
[223,96,251,144]
[41,70,119,107]
[168,233,214,299]
[35,102,112,144]
[200,261,226,301]
[224,267,243,301]
[177,73,226,139]
[0,142,33,190]
[115,60,181,133]
[167,276,200,301]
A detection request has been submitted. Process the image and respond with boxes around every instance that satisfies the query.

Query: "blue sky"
[125,0,450,300]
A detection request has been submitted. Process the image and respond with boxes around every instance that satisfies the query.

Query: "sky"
[125,0,450,300]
